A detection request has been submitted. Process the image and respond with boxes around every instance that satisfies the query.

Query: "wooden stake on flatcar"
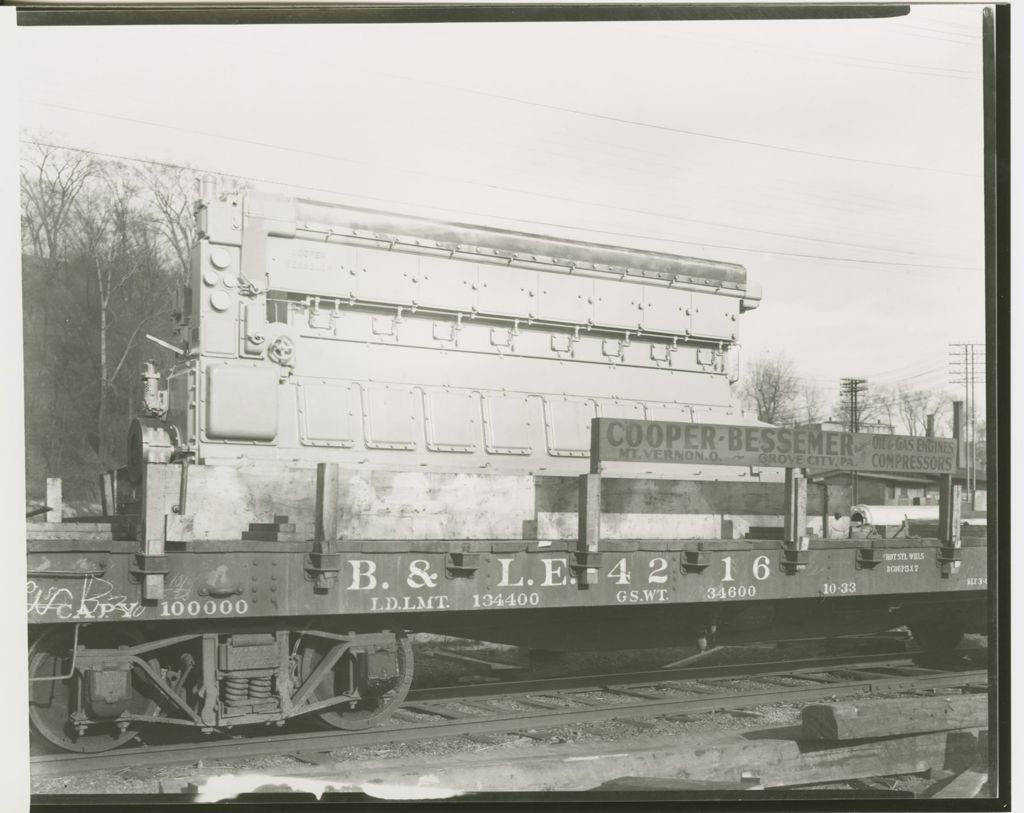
[45,478,62,523]
[314,462,340,591]
[577,420,604,588]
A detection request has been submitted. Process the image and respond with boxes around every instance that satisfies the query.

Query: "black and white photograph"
[4,2,1008,808]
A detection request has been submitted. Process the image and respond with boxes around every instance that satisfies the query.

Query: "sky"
[0,8,1009,803]
[13,5,990,417]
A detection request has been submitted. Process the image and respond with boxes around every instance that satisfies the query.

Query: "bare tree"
[22,145,182,501]
[796,381,827,424]
[741,353,799,425]
[832,383,897,433]
[137,162,197,281]
[895,386,950,436]
[21,144,98,494]
[869,384,898,433]
[20,142,95,261]
[70,166,176,466]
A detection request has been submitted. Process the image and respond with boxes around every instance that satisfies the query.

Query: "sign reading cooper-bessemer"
[592,419,957,474]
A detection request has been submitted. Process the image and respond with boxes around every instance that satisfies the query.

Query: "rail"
[31,647,986,780]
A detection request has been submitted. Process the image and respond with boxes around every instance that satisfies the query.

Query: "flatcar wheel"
[298,633,414,731]
[29,627,155,753]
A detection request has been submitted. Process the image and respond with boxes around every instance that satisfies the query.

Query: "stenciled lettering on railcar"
[882,550,926,574]
[345,555,677,609]
[595,419,957,474]
[27,576,146,620]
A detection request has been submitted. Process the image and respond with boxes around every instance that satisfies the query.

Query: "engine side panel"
[171,191,768,480]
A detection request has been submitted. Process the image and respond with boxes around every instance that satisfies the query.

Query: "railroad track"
[31,648,987,780]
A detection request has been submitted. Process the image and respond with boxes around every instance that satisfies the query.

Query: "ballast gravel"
[31,635,983,798]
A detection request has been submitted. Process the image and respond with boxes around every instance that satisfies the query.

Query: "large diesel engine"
[123,183,769,546]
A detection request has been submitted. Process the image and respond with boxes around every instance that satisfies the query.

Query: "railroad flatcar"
[26,184,987,752]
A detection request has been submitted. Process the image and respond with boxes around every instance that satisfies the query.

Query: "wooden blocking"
[801,694,988,741]
[165,514,194,543]
[782,468,807,546]
[241,518,304,543]
[45,477,62,523]
[577,473,601,550]
[248,522,297,533]
[929,765,989,798]
[142,574,164,601]
[943,729,989,773]
[26,525,114,542]
[937,474,963,546]
[577,473,601,586]
[314,464,340,591]
[596,776,763,791]
[762,728,984,789]
[315,463,339,543]
[99,472,116,517]
[141,464,177,602]
[820,482,831,539]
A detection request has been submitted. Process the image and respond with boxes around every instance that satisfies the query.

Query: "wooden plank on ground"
[928,765,989,798]
[175,725,987,797]
[596,776,764,791]
[760,728,985,788]
[802,694,987,740]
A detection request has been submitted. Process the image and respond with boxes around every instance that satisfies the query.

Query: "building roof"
[808,470,943,486]
[808,469,987,487]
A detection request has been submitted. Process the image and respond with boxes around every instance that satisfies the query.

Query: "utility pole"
[840,378,867,504]
[949,343,985,502]
[839,378,867,433]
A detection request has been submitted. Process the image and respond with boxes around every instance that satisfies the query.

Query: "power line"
[26,99,978,263]
[545,126,979,254]
[639,27,982,81]
[29,80,986,257]
[32,82,971,250]
[376,73,981,179]
[536,114,974,225]
[861,360,943,380]
[948,342,985,499]
[869,21,984,47]
[793,365,951,388]
[880,21,982,43]
[911,14,979,28]
[21,138,982,275]
[870,365,951,385]
[906,16,982,35]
